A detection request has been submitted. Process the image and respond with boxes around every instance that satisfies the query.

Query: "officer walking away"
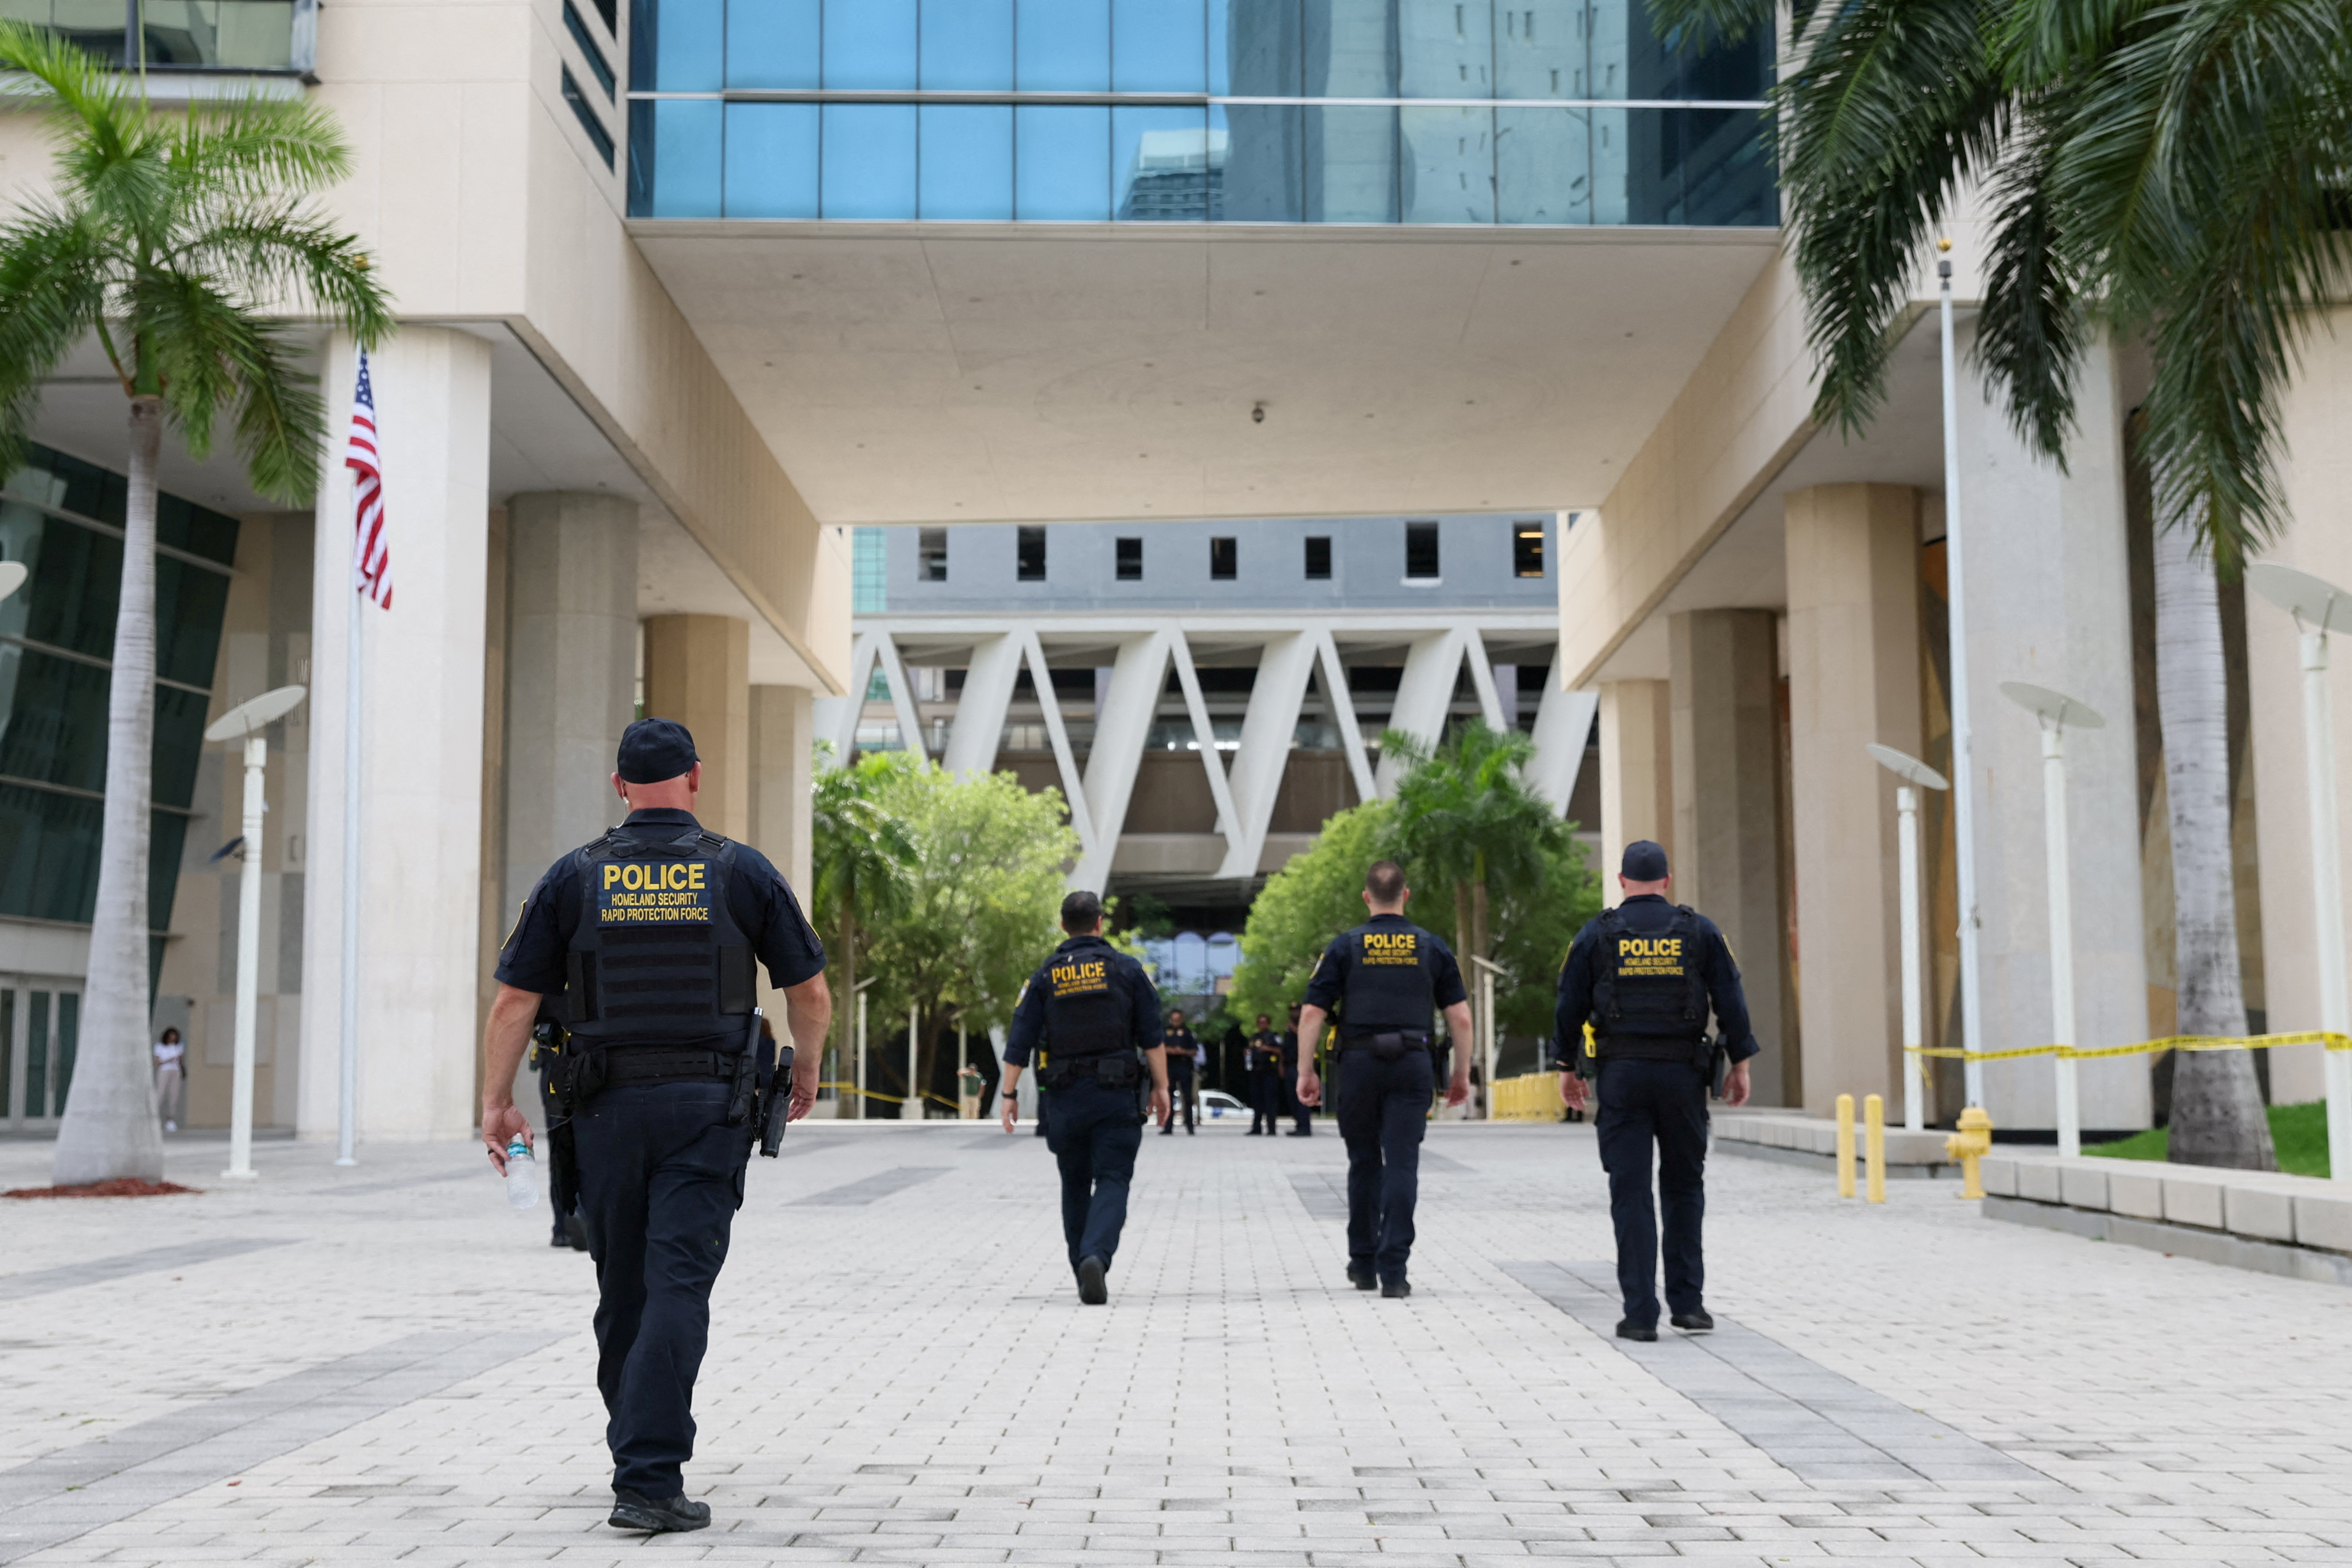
[999,891,1171,1304]
[480,718,831,1535]
[1160,1007,1198,1135]
[1553,840,1755,1343]
[1279,1002,1314,1137]
[1245,1017,1282,1135]
[1295,861,1471,1298]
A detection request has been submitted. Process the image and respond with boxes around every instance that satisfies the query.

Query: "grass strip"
[2085,1100,2329,1178]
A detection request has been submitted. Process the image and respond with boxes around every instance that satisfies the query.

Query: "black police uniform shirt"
[1301,913,1469,1036]
[1002,935,1165,1068]
[1164,1026,1199,1074]
[1247,1032,1282,1073]
[1550,892,1758,1068]
[495,807,826,1042]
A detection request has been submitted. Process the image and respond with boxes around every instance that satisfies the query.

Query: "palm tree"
[1647,0,2347,1166]
[0,25,391,1185]
[809,752,917,1110]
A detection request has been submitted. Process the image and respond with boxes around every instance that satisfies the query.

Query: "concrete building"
[0,0,2342,1142]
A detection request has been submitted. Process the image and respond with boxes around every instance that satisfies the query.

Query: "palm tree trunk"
[2154,521,2275,1169]
[53,397,167,1186]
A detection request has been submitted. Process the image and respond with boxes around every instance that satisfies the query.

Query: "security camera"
[1251,403,1266,424]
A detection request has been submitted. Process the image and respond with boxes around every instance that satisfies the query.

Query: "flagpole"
[336,353,365,1166]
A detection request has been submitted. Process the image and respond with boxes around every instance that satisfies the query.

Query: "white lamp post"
[1866,743,1949,1131]
[2000,681,2105,1157]
[1470,956,1507,1119]
[853,976,877,1121]
[1936,239,1991,1112]
[906,1000,922,1121]
[2245,562,2352,1182]
[202,685,308,1180]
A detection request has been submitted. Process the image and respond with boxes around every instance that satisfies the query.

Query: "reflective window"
[824,0,916,88]
[1307,106,1398,223]
[1114,106,1213,221]
[631,0,720,90]
[1113,0,1205,92]
[822,104,917,219]
[922,0,1013,89]
[1401,0,1493,98]
[1216,104,1303,222]
[1402,107,1494,224]
[630,99,721,216]
[1212,0,1302,95]
[725,103,817,218]
[1018,0,1109,90]
[1016,106,1110,221]
[725,0,816,89]
[919,105,1014,220]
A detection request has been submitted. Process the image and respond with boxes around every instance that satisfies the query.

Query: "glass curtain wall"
[0,1,306,72]
[628,0,1773,226]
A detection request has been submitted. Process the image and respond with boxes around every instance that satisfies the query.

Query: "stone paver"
[1,1117,2348,1565]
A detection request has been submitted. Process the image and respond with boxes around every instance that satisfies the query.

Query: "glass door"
[0,976,80,1132]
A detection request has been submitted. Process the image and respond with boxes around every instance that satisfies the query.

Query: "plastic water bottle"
[504,1138,539,1210]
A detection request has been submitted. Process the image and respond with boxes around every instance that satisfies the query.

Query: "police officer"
[1160,1007,1198,1135]
[1245,1016,1282,1135]
[1279,1002,1314,1137]
[480,718,831,1534]
[999,890,1170,1304]
[1552,840,1756,1342]
[1295,860,1472,1298]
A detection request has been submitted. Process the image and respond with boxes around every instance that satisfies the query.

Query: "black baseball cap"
[617,717,699,784]
[1621,840,1670,880]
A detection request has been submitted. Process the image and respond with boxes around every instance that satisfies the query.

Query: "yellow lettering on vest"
[689,863,706,889]
[603,864,621,889]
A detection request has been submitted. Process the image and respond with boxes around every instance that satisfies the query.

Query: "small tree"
[1228,800,1395,1026]
[0,26,391,1184]
[809,750,918,1106]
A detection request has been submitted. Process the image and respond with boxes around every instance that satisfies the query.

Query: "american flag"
[347,349,393,609]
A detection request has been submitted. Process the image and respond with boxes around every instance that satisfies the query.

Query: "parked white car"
[1197,1089,1249,1121]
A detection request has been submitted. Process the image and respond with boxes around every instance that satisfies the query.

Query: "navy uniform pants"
[1248,1072,1279,1132]
[1162,1063,1196,1130]
[1045,1078,1143,1270]
[1335,1048,1432,1283]
[573,1080,753,1498]
[1593,1056,1710,1328]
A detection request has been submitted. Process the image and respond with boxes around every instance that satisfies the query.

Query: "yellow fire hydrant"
[1945,1106,1994,1198]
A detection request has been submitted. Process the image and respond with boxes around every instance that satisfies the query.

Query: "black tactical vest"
[563,824,757,1048]
[1339,920,1438,1034]
[1041,941,1130,1063]
[1590,904,1708,1043]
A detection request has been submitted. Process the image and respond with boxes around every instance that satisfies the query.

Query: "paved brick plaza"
[3,1116,2349,1566]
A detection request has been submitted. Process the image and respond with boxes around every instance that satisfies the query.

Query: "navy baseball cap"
[1620,840,1670,880]
[616,718,699,784]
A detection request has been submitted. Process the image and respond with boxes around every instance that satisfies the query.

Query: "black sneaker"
[1615,1319,1658,1342]
[1670,1309,1714,1334]
[609,1491,711,1533]
[1346,1264,1377,1291]
[565,1213,589,1252]
[1380,1279,1411,1299]
[1160,1126,1174,1135]
[1076,1254,1109,1305]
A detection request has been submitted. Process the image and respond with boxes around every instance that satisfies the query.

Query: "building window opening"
[1017,526,1046,581]
[918,526,948,582]
[1116,536,1142,581]
[1304,536,1331,580]
[1513,521,1545,577]
[1404,520,1440,581]
[560,67,614,168]
[1209,536,1237,580]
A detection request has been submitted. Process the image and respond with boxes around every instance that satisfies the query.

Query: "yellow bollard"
[1835,1092,1856,1198]
[1864,1093,1886,1203]
[1944,1105,1994,1199]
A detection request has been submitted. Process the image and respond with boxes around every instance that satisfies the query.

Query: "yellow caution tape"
[817,1081,965,1111]
[1905,1030,2352,1064]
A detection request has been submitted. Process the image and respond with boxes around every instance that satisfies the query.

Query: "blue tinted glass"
[727,0,817,88]
[1497,106,1586,223]
[921,0,1013,88]
[825,0,917,88]
[629,99,721,217]
[1402,105,1494,222]
[1305,0,1395,94]
[1113,106,1212,220]
[725,104,819,218]
[1402,0,1493,97]
[1306,105,1397,222]
[1211,0,1300,95]
[822,104,919,218]
[1015,106,1110,220]
[1018,0,1109,90]
[1213,103,1302,221]
[1112,0,1205,91]
[1674,107,1775,224]
[635,0,721,90]
[919,104,1014,219]
[1497,0,1580,99]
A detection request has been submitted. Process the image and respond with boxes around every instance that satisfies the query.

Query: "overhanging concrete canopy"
[626,221,1782,526]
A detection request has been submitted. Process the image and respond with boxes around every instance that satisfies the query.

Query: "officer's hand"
[999,1092,1018,1134]
[1296,1071,1321,1109]
[482,1102,532,1172]
[1724,1060,1751,1107]
[1559,1072,1588,1112]
[788,1050,820,1122]
[1444,1070,1471,1108]
[1149,1084,1171,1124]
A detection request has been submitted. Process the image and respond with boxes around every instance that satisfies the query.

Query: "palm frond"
[171,207,394,347]
[1645,0,1780,47]
[170,91,355,201]
[1972,90,2087,462]
[0,204,112,470]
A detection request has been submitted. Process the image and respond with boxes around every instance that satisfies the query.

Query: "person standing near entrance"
[1160,1007,1198,1135]
[481,718,831,1535]
[1294,861,1471,1298]
[1279,1002,1314,1137]
[1245,1016,1282,1135]
[999,891,1170,1304]
[1552,840,1755,1342]
[151,1027,185,1132]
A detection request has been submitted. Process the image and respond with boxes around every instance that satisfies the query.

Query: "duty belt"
[1341,1030,1430,1063]
[599,1044,737,1085]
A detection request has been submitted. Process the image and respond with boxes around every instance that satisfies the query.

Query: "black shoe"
[1615,1319,1658,1342]
[549,1231,571,1248]
[1380,1279,1411,1299]
[1160,1126,1174,1135]
[1346,1264,1377,1291]
[1076,1255,1109,1305]
[1670,1309,1714,1334]
[609,1491,711,1533]
[1186,1127,1195,1135]
[565,1213,588,1252]
[1284,1129,1310,1137]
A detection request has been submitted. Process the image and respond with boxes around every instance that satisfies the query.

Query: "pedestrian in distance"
[1245,1016,1282,1135]
[1553,839,1756,1342]
[151,1026,184,1132]
[999,890,1171,1304]
[480,718,831,1535]
[1294,860,1472,1298]
[1279,1001,1314,1136]
[1161,1007,1199,1135]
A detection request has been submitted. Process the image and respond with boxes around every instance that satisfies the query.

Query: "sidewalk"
[2,1118,2347,1565]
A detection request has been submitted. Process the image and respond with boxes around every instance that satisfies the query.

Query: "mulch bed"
[3,1179,199,1199]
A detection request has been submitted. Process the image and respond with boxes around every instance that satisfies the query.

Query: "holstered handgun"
[1705,1034,1731,1099]
[725,1008,764,1128]
[760,1044,795,1157]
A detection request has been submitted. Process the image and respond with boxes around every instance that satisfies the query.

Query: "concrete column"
[1785,484,1925,1112]
[1669,610,1791,1104]
[749,685,815,899]
[298,328,493,1143]
[2248,311,2352,1105]
[503,492,639,917]
[1954,330,2150,1131]
[1597,678,1673,901]
[643,615,751,840]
